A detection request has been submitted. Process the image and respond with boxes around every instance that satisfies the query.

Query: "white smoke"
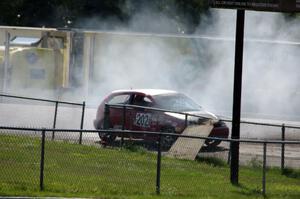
[86,9,234,114]
[2,5,300,123]
[87,8,300,122]
[200,10,300,121]
[242,11,300,121]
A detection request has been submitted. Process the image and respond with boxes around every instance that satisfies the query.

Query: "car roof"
[111,89,178,96]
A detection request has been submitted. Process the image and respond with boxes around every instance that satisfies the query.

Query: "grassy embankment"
[0,134,300,199]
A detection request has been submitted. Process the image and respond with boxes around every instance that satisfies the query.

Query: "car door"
[129,94,156,135]
[107,93,132,130]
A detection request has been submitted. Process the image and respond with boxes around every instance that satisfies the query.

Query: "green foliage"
[0,0,210,32]
[196,156,228,167]
[248,156,263,169]
[122,142,148,154]
[282,167,300,179]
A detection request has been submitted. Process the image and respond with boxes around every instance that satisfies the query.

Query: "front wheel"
[204,139,222,147]
[99,132,116,144]
[160,127,177,149]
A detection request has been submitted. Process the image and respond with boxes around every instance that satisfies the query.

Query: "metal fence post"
[121,105,126,147]
[40,129,46,191]
[281,123,285,174]
[52,101,58,141]
[262,142,267,196]
[79,101,85,144]
[184,114,188,128]
[2,31,10,94]
[104,104,110,130]
[156,134,162,195]
[227,141,231,165]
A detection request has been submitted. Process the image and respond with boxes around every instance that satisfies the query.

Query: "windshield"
[152,93,203,112]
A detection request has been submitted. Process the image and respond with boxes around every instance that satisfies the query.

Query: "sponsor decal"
[25,52,39,64]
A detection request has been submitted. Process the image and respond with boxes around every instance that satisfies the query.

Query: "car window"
[153,93,203,112]
[132,95,153,107]
[108,94,130,104]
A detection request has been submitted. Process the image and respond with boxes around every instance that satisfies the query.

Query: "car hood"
[164,110,218,123]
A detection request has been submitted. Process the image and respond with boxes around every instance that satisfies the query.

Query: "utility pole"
[230,9,245,185]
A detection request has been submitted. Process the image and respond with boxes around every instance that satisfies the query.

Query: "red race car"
[94,89,229,147]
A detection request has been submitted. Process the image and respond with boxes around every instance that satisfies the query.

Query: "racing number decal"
[134,113,152,128]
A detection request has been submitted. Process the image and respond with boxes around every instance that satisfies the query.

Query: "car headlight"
[188,117,210,125]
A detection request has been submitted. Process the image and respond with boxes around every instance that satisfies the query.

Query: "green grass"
[0,134,300,199]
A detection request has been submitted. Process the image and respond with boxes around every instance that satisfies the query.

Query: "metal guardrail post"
[185,114,188,128]
[79,101,85,144]
[40,129,46,191]
[262,142,267,196]
[52,101,58,141]
[281,123,285,174]
[121,105,126,147]
[156,134,162,195]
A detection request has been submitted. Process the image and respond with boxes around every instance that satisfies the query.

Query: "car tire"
[204,139,222,147]
[99,133,116,144]
[96,120,116,144]
[160,127,177,149]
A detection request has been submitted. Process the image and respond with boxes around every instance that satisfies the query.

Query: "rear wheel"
[96,120,116,144]
[205,139,222,147]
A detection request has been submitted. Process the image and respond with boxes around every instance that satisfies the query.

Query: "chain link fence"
[0,130,41,191]
[1,127,300,198]
[1,94,300,197]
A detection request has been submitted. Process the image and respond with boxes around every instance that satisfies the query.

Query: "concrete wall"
[0,103,96,129]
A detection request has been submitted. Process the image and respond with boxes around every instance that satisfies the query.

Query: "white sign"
[209,0,300,12]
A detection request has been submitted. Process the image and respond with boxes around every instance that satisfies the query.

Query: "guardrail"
[222,118,300,129]
[0,126,300,196]
[221,118,300,174]
[0,93,86,144]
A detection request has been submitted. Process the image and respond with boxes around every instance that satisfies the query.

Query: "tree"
[0,0,210,33]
